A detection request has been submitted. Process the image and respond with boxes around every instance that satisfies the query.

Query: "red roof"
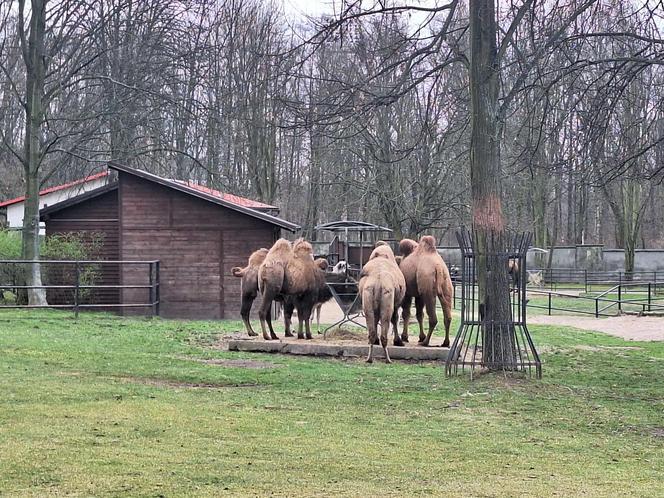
[175,180,277,210]
[0,171,109,208]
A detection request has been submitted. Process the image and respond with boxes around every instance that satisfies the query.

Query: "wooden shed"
[40,163,299,319]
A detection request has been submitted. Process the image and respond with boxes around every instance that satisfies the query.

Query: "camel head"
[399,238,418,257]
[375,240,388,247]
[314,258,329,271]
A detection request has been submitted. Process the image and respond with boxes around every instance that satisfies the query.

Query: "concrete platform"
[228,338,449,361]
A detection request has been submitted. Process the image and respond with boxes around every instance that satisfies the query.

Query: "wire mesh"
[446,229,542,379]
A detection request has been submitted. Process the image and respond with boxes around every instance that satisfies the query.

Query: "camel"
[285,258,335,335]
[399,235,454,347]
[231,248,269,337]
[258,238,319,340]
[359,244,406,364]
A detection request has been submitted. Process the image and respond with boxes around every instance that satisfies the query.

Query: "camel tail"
[232,266,246,278]
[435,263,453,307]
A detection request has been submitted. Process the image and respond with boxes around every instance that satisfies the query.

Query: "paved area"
[529,314,664,341]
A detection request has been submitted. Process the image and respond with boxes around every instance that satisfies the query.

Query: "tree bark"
[20,0,47,306]
[469,0,515,368]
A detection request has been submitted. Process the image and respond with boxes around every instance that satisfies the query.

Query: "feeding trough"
[314,221,393,334]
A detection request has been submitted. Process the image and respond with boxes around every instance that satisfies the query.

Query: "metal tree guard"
[446,229,542,378]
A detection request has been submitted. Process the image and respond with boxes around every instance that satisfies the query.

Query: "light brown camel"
[231,247,269,337]
[258,238,319,340]
[359,244,406,363]
[399,235,454,347]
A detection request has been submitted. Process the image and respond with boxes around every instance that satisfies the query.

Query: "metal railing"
[528,282,664,317]
[528,268,664,293]
[0,259,160,317]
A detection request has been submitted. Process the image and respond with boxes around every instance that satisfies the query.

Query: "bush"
[42,232,105,303]
[0,230,24,304]
[0,231,105,305]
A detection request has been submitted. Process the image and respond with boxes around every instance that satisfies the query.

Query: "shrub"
[0,230,24,304]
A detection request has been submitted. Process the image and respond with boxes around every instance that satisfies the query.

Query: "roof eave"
[108,162,300,232]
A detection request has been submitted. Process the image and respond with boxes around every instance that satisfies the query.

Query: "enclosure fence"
[0,259,160,317]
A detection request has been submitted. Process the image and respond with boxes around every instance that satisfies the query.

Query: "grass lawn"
[1,310,663,497]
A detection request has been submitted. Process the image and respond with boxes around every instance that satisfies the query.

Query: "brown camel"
[231,248,269,337]
[284,258,339,336]
[399,235,454,347]
[359,244,406,363]
[258,238,319,340]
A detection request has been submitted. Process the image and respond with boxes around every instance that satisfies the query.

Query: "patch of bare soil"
[116,376,259,389]
[650,428,664,438]
[529,315,664,341]
[199,358,281,369]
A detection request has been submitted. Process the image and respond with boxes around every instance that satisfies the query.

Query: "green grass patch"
[0,310,663,496]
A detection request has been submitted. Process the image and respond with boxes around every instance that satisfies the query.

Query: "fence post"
[548,292,552,315]
[155,261,160,317]
[648,283,652,312]
[595,297,599,318]
[74,261,80,319]
[149,262,155,317]
[618,285,622,313]
[584,270,588,293]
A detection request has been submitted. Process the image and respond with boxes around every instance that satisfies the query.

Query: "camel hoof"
[401,336,409,343]
[418,341,430,347]
[263,336,272,341]
[306,334,313,340]
[284,331,294,338]
[385,358,392,364]
[270,334,279,341]
[393,339,404,347]
[366,358,373,364]
[442,340,450,348]
[297,334,305,340]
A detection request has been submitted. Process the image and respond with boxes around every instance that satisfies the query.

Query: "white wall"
[5,177,108,233]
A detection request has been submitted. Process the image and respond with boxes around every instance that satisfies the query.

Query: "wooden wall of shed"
[119,173,277,319]
[44,189,119,305]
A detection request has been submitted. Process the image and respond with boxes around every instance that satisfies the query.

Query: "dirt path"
[300,301,664,342]
[529,315,664,341]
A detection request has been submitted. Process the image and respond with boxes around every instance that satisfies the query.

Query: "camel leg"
[366,310,379,363]
[301,306,313,340]
[240,293,258,336]
[316,304,321,334]
[283,299,295,338]
[392,308,403,346]
[415,296,426,343]
[421,296,438,347]
[266,306,279,340]
[258,293,274,341]
[438,294,452,348]
[380,318,392,364]
[401,295,412,343]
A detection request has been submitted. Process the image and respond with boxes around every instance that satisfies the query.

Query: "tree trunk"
[469,0,515,369]
[20,0,48,306]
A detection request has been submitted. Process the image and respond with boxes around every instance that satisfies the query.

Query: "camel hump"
[418,235,437,253]
[369,244,395,262]
[292,238,313,257]
[375,240,387,247]
[248,248,269,267]
[231,266,245,277]
[399,238,418,257]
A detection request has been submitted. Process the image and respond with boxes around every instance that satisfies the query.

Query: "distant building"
[0,172,109,233]
[40,163,299,319]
